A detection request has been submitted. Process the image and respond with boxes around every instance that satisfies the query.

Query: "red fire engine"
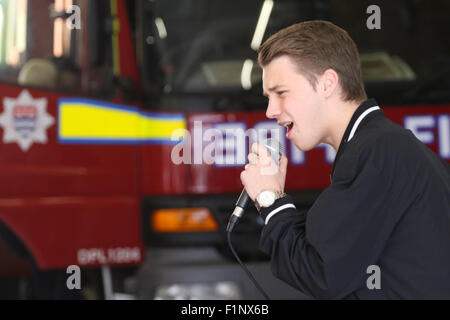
[0,0,448,299]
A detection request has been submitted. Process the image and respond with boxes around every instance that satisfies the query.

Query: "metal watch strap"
[255,191,286,212]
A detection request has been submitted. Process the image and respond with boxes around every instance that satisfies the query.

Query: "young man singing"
[240,20,450,299]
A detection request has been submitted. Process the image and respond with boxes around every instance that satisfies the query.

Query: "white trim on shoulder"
[348,106,380,142]
[265,203,296,225]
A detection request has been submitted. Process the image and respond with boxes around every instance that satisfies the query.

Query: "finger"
[240,170,246,185]
[252,143,271,164]
[250,142,258,155]
[260,147,275,168]
[279,153,288,174]
[251,142,259,155]
[244,163,257,171]
[248,152,258,164]
[259,142,271,157]
[240,167,254,184]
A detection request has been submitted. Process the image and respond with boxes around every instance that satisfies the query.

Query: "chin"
[292,139,316,152]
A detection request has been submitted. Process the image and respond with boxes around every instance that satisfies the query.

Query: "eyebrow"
[263,85,287,96]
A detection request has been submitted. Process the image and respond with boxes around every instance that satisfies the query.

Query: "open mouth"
[282,121,294,133]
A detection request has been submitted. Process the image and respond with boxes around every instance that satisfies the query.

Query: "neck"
[324,99,360,151]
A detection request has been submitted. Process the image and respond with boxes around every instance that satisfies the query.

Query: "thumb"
[279,153,288,174]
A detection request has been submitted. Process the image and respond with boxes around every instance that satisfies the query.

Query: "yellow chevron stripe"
[58,99,186,143]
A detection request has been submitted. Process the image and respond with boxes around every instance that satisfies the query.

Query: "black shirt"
[258,99,450,299]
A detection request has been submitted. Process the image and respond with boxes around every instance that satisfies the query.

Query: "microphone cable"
[226,230,271,300]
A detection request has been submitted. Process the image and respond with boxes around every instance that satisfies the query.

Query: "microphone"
[226,138,283,232]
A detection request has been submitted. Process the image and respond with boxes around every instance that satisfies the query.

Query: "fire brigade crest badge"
[0,90,54,152]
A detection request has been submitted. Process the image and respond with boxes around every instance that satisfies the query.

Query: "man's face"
[262,55,327,151]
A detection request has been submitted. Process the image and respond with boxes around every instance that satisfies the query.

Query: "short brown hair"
[258,20,367,102]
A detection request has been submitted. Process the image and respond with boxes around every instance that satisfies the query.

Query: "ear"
[320,68,339,99]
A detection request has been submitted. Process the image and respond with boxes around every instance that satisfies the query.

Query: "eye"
[277,91,287,97]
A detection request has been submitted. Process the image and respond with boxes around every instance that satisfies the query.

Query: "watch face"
[258,190,276,207]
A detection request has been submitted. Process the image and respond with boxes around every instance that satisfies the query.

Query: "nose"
[266,99,281,119]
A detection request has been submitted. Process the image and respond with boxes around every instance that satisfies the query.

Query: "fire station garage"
[0,0,449,302]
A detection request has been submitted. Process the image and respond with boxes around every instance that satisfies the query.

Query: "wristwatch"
[255,190,286,212]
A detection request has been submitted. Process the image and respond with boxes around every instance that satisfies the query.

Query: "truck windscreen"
[141,0,450,106]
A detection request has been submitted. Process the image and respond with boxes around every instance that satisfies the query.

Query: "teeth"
[283,122,293,128]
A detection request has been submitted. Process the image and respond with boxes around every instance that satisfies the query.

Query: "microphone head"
[261,138,284,164]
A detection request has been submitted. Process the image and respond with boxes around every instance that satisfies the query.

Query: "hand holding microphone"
[226,138,286,300]
[227,139,288,232]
